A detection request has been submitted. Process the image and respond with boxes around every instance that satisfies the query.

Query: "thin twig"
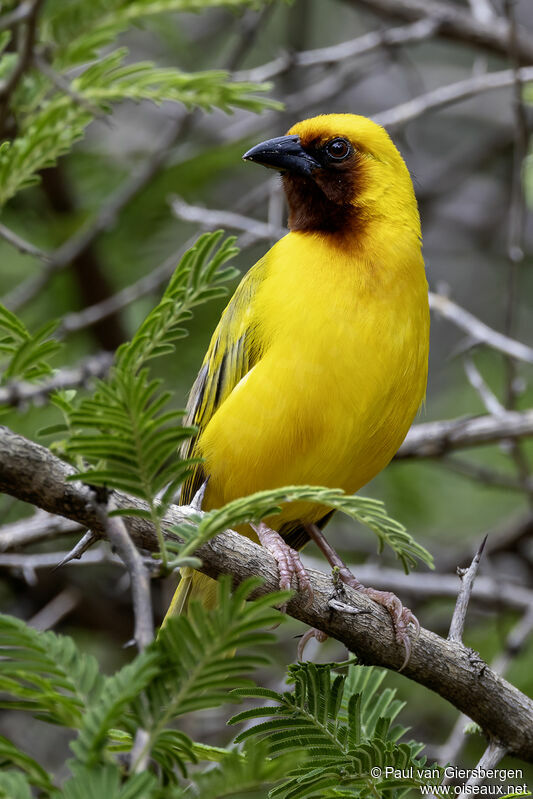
[456,740,508,798]
[54,530,99,569]
[0,546,120,570]
[463,357,506,416]
[342,0,533,64]
[0,222,51,261]
[399,410,533,457]
[448,536,487,643]
[0,2,35,32]
[93,496,153,651]
[439,455,533,494]
[57,236,198,337]
[171,196,282,242]
[0,351,114,408]
[28,587,82,631]
[0,510,83,551]
[234,18,439,83]
[434,609,531,765]
[374,66,533,131]
[430,292,533,364]
[468,0,496,24]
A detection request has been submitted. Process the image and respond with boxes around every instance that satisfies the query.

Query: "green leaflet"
[60,765,158,799]
[0,613,102,727]
[62,232,239,566]
[0,306,61,386]
[0,0,281,205]
[229,662,443,799]
[0,594,442,797]
[44,0,277,69]
[172,484,434,573]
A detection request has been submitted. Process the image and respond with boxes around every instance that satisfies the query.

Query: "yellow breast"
[199,226,429,528]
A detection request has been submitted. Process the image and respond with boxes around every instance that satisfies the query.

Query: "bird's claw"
[252,522,314,610]
[297,627,328,661]
[358,585,419,671]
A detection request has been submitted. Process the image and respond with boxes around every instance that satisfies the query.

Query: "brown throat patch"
[282,154,367,238]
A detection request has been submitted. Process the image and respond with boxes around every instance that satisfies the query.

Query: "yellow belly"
[198,231,429,530]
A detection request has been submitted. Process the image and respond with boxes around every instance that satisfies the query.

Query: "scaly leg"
[251,522,313,609]
[306,524,419,670]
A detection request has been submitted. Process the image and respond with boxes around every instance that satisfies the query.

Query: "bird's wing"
[180,257,268,504]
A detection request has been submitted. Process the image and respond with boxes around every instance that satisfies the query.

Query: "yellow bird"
[167,113,429,654]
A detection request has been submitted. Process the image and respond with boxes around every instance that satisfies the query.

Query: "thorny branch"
[93,495,154,651]
[0,351,113,408]
[0,425,532,762]
[344,0,533,64]
[448,536,487,644]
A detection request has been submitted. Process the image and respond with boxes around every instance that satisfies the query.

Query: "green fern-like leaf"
[0,613,102,726]
[70,651,159,766]
[0,771,33,799]
[186,741,297,799]
[128,578,288,773]
[62,232,238,565]
[2,0,280,207]
[173,485,433,573]
[148,577,286,712]
[0,103,92,205]
[0,735,54,793]
[61,764,157,799]
[229,663,442,799]
[0,305,61,386]
[45,0,274,69]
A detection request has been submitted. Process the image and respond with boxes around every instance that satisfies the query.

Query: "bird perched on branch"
[166,113,429,662]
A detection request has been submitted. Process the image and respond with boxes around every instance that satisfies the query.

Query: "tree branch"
[234,18,440,83]
[0,351,114,408]
[344,0,533,64]
[448,536,487,644]
[0,425,532,762]
[93,496,154,651]
[374,66,533,131]
[0,221,51,261]
[397,409,533,458]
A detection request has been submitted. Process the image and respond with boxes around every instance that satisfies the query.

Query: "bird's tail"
[164,567,218,620]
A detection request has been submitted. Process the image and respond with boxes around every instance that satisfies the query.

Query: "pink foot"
[252,522,313,609]
[297,627,328,661]
[344,574,419,670]
[305,523,419,671]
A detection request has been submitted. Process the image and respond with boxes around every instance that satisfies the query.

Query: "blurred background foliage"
[0,0,532,793]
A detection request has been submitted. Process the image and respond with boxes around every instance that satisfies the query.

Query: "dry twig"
[343,0,533,64]
[0,352,114,409]
[448,536,487,644]
[93,496,153,651]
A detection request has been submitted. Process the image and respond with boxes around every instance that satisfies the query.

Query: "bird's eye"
[325,138,352,161]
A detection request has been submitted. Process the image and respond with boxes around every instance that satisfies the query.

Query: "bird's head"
[243,113,419,239]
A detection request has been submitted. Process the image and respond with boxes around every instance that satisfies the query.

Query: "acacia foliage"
[0,592,440,798]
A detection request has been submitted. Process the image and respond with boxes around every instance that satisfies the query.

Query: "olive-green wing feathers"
[180,258,267,504]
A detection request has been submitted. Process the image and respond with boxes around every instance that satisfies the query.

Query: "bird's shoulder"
[179,253,270,500]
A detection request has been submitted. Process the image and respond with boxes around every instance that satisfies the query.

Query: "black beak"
[242,135,321,177]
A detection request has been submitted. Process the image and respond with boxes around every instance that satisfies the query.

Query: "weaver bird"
[167,113,429,662]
